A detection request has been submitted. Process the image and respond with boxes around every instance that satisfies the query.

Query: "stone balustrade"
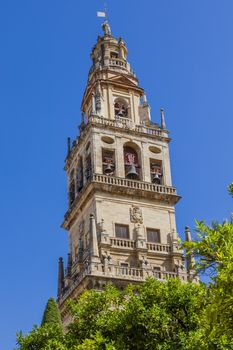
[89,115,163,137]
[110,237,136,249]
[59,263,179,304]
[114,266,143,279]
[152,270,177,280]
[92,173,177,195]
[109,58,127,69]
[147,242,171,253]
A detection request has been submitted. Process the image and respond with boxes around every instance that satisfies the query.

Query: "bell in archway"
[126,165,138,179]
[152,173,161,184]
[104,163,113,175]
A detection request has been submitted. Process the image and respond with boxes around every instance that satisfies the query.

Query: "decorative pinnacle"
[185,226,192,242]
[160,108,166,129]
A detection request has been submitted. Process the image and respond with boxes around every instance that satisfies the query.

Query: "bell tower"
[57,21,194,324]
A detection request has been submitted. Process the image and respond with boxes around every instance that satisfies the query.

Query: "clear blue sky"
[0,0,232,348]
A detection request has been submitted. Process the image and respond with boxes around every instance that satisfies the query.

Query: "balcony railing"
[92,174,177,196]
[109,58,127,69]
[147,242,171,253]
[152,270,177,280]
[59,264,180,303]
[114,266,143,279]
[89,115,163,137]
[110,237,136,249]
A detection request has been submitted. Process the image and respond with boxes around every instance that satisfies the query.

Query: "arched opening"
[123,143,141,180]
[69,170,75,207]
[150,159,163,184]
[85,154,92,181]
[110,51,119,59]
[76,157,83,192]
[102,149,115,176]
[114,98,129,118]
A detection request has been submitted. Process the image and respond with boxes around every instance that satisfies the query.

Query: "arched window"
[150,159,163,184]
[76,157,83,192]
[102,149,115,176]
[114,99,128,118]
[123,145,140,180]
[69,170,75,207]
[110,52,118,59]
[85,154,92,180]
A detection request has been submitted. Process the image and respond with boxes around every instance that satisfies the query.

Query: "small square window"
[147,228,160,243]
[115,224,129,239]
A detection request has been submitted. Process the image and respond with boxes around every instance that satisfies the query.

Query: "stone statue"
[102,21,111,36]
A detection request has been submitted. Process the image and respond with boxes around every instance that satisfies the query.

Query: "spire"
[160,108,166,129]
[57,257,64,298]
[89,213,99,260]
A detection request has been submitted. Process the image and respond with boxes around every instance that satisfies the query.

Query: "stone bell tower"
[57,21,195,324]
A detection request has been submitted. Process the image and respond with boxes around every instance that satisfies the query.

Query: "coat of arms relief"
[130,205,143,224]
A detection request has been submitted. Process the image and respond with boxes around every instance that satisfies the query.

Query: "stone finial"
[184,226,195,273]
[89,214,99,259]
[79,112,86,133]
[185,226,192,242]
[57,257,64,298]
[143,94,148,104]
[160,108,166,129]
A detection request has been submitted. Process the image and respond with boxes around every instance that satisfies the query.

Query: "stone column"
[141,142,150,182]
[89,214,100,262]
[115,137,124,177]
[91,93,96,115]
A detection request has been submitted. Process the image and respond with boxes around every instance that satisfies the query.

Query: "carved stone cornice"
[62,174,181,230]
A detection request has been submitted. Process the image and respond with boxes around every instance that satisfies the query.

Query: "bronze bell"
[104,163,113,175]
[152,173,161,184]
[126,165,138,179]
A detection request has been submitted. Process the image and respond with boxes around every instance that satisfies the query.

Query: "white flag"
[97,11,106,18]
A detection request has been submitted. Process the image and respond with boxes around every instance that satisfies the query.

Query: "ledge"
[62,174,181,230]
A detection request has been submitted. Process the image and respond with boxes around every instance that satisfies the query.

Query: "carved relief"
[130,205,143,224]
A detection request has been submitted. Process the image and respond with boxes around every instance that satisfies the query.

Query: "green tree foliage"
[16,324,65,350]
[228,182,233,198]
[41,298,62,327]
[183,185,233,349]
[16,186,233,349]
[16,279,204,350]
